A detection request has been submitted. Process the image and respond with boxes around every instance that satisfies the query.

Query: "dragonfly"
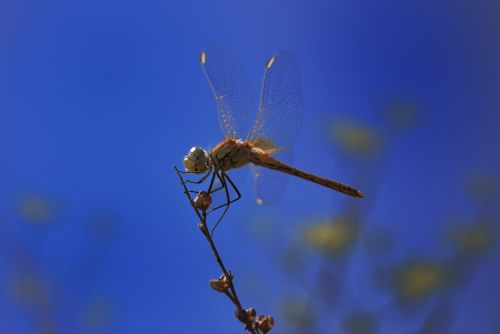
[182,47,363,226]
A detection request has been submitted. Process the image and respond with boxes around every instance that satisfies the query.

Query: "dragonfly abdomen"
[249,150,364,198]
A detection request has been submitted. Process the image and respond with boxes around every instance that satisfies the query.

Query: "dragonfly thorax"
[210,138,253,171]
[183,146,211,173]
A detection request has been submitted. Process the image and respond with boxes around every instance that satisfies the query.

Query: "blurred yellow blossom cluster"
[303,217,358,254]
[329,120,381,158]
[393,261,447,301]
[447,221,495,255]
[16,192,60,224]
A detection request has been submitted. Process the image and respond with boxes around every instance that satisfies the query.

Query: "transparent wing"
[248,51,303,149]
[252,149,294,205]
[249,51,303,205]
[200,46,253,139]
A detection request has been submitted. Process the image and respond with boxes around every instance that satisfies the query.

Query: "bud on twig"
[175,166,260,334]
[194,191,212,212]
[235,308,250,324]
[256,315,274,333]
[246,307,256,322]
[209,273,230,292]
[235,307,258,328]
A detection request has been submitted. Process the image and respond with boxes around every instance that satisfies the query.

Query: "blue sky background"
[1,0,499,333]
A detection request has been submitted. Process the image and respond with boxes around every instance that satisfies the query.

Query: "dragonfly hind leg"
[209,171,242,236]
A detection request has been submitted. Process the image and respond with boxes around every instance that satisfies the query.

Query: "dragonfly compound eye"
[183,147,209,173]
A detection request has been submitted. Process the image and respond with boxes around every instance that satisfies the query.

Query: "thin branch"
[174,166,259,334]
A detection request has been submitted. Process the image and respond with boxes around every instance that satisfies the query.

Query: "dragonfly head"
[183,146,210,173]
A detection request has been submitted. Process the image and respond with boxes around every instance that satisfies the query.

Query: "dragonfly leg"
[186,168,223,196]
[175,166,223,198]
[184,166,213,185]
[182,167,227,197]
[207,177,224,194]
[209,172,242,236]
[208,172,242,213]
[207,167,223,193]
[206,170,227,213]
[187,168,225,195]
[224,171,242,201]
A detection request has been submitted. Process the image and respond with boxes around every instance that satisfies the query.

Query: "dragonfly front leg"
[181,167,215,197]
[183,166,213,185]
[174,165,225,206]
[186,168,225,195]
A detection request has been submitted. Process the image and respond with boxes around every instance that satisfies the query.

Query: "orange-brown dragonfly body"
[182,47,364,211]
[209,138,363,198]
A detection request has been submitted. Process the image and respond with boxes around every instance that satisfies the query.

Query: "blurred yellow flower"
[303,217,358,254]
[448,222,494,255]
[393,262,447,300]
[9,274,47,307]
[17,192,59,224]
[329,120,381,158]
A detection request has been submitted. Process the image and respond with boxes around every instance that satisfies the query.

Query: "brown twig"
[174,166,261,334]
